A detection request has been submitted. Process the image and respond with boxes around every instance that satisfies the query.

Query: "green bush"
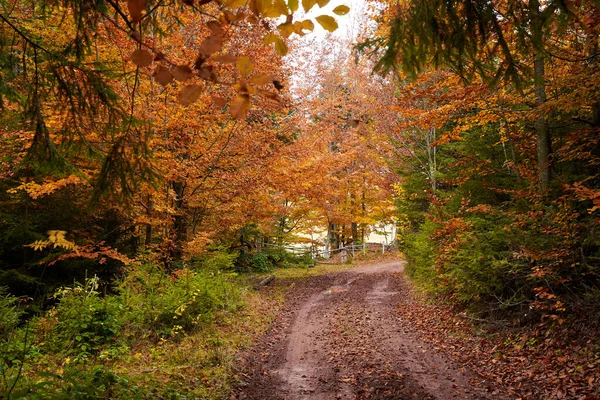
[402,220,440,292]
[250,252,269,272]
[0,286,22,335]
[263,247,313,268]
[6,365,140,399]
[44,277,121,357]
[118,262,244,337]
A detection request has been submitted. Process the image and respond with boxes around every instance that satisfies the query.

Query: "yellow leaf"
[301,19,314,31]
[288,0,298,12]
[178,85,203,106]
[315,15,338,32]
[274,36,288,56]
[262,0,287,18]
[333,5,349,15]
[316,0,329,7]
[230,94,251,119]
[301,0,317,13]
[278,23,295,38]
[272,0,289,15]
[130,49,153,67]
[236,56,254,78]
[224,0,247,8]
[264,33,279,45]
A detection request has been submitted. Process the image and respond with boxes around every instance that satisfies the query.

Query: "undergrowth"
[0,250,288,399]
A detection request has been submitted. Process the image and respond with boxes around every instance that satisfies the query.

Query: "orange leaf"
[206,21,224,36]
[172,65,194,82]
[127,0,146,23]
[259,89,282,102]
[211,54,237,63]
[200,35,224,56]
[249,74,273,86]
[178,85,203,106]
[230,94,251,118]
[210,95,227,107]
[131,49,153,67]
[153,66,173,86]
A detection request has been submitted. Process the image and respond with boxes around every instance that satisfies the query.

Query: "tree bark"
[145,194,153,247]
[531,0,552,189]
[171,181,187,262]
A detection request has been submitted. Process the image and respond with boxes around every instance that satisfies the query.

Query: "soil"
[235,260,507,400]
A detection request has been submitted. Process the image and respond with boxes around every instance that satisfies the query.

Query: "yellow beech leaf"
[302,0,317,13]
[224,0,247,8]
[333,5,349,15]
[264,33,278,44]
[130,49,153,67]
[316,0,329,7]
[315,15,338,32]
[230,94,251,119]
[273,0,289,15]
[127,0,146,23]
[301,19,315,31]
[153,66,173,86]
[236,56,254,78]
[288,0,298,12]
[178,85,202,106]
[274,36,288,56]
[278,22,296,38]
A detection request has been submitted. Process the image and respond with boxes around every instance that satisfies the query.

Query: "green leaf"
[315,15,338,32]
[333,5,349,15]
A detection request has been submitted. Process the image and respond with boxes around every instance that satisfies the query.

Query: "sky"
[283,0,380,96]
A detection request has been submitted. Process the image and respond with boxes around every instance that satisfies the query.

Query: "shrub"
[0,286,22,335]
[250,252,269,272]
[43,277,121,357]
[6,365,139,399]
[118,262,244,337]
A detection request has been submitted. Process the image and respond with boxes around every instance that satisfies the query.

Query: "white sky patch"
[283,0,381,97]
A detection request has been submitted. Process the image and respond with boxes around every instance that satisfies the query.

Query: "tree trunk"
[531,0,552,189]
[145,194,153,247]
[328,222,339,251]
[171,181,187,262]
[351,222,359,244]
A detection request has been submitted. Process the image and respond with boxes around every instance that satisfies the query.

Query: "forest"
[0,0,599,398]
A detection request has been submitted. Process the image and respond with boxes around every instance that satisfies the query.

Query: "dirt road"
[236,260,503,400]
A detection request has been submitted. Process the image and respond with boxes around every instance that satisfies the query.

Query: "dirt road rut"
[237,261,502,400]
